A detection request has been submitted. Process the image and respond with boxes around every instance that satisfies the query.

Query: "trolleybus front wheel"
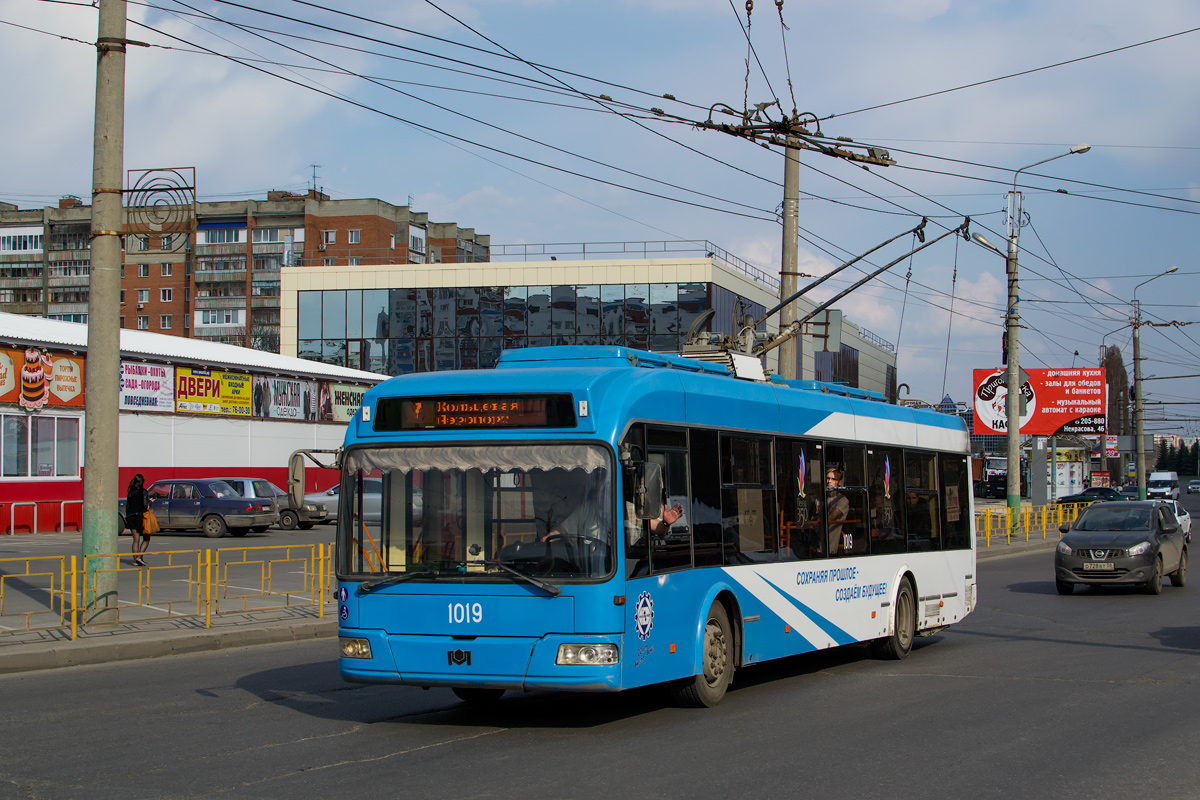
[452,688,505,704]
[671,601,733,707]
[871,577,915,660]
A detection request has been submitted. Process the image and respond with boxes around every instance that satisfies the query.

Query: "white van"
[1147,471,1180,500]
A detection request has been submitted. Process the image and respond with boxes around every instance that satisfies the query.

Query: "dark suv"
[1056,486,1125,505]
[1055,501,1188,595]
[119,479,278,538]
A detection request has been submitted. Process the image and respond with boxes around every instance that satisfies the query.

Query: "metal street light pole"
[993,144,1091,509]
[1133,266,1178,500]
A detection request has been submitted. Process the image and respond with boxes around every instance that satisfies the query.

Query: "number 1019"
[448,602,482,624]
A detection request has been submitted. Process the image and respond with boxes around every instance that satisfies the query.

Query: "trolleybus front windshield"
[338,444,615,581]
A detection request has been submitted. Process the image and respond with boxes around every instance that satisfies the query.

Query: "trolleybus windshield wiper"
[357,570,441,593]
[489,561,561,596]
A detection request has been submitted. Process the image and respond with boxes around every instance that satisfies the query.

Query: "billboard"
[973,368,1105,436]
[120,362,174,412]
[176,367,252,416]
[0,347,86,410]
[252,376,315,420]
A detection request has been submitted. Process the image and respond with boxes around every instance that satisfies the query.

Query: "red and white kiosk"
[0,312,382,533]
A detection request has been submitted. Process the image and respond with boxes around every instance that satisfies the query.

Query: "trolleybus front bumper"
[339,628,623,692]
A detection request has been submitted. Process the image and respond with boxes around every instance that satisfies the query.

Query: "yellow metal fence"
[974,502,1086,547]
[0,543,334,639]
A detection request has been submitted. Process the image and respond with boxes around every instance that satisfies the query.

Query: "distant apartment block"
[0,191,490,350]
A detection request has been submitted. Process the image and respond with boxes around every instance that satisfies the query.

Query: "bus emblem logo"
[448,649,472,666]
[634,591,654,640]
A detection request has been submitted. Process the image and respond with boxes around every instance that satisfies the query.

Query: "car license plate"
[1083,562,1115,571]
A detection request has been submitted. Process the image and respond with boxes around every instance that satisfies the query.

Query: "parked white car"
[1158,499,1191,538]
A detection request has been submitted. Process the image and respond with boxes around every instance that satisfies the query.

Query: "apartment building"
[0,191,490,351]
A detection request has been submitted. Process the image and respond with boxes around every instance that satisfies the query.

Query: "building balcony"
[193,243,247,257]
[49,275,90,289]
[48,302,89,315]
[0,301,45,315]
[250,295,280,309]
[194,270,247,284]
[194,296,247,310]
[0,277,45,289]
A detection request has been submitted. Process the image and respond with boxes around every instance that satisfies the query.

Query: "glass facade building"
[297,283,766,376]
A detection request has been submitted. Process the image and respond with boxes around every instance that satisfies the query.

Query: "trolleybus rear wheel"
[871,577,915,660]
[671,601,733,707]
[452,688,505,704]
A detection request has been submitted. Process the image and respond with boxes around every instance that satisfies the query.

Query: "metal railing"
[490,240,782,291]
[856,326,896,352]
[0,543,334,639]
[975,502,1086,547]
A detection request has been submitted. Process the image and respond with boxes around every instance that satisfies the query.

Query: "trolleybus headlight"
[340,637,372,659]
[556,643,618,665]
[1056,541,1072,555]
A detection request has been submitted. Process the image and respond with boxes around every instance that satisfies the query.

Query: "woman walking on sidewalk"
[126,473,149,567]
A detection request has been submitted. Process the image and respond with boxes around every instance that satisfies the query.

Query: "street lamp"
[1133,266,1179,500]
[972,144,1091,510]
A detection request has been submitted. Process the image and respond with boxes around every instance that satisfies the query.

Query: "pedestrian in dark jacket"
[126,473,149,567]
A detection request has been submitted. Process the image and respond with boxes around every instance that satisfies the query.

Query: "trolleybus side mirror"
[288,451,306,510]
[637,462,664,521]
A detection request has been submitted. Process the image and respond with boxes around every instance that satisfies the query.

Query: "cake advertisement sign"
[0,347,86,410]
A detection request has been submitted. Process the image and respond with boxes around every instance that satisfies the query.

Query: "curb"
[977,538,1057,560]
[0,617,337,675]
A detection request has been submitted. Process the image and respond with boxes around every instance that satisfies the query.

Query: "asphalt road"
[3,530,1200,799]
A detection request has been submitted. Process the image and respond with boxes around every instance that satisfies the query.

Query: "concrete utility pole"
[697,106,893,375]
[1132,266,1178,500]
[83,0,127,623]
[997,145,1090,510]
[778,138,800,379]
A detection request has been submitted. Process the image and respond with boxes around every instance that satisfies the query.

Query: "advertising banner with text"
[176,367,252,416]
[252,375,316,420]
[973,367,1106,436]
[0,347,85,410]
[120,361,175,412]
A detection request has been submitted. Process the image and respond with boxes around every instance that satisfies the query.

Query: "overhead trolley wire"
[128,17,778,223]
[158,0,779,219]
[821,23,1200,120]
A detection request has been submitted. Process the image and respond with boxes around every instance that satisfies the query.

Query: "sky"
[2,0,1198,435]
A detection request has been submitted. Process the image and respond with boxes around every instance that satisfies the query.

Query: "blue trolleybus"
[322,345,976,706]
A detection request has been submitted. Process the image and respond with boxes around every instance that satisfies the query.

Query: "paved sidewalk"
[0,604,336,675]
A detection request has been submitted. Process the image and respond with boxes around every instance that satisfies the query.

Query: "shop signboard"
[119,361,174,412]
[0,347,85,410]
[973,367,1106,436]
[176,367,252,416]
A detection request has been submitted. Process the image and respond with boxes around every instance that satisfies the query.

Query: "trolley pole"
[778,137,800,379]
[82,0,127,623]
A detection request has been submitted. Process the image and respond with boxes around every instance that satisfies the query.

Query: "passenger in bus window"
[826,467,850,554]
[906,492,933,549]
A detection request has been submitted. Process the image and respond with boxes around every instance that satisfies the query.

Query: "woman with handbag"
[126,473,150,567]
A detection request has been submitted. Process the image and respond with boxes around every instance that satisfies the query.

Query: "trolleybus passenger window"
[938,454,970,549]
[688,428,724,569]
[647,425,691,575]
[720,435,779,564]
[867,447,905,555]
[776,438,825,560]
[903,452,940,551]
[824,445,868,557]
